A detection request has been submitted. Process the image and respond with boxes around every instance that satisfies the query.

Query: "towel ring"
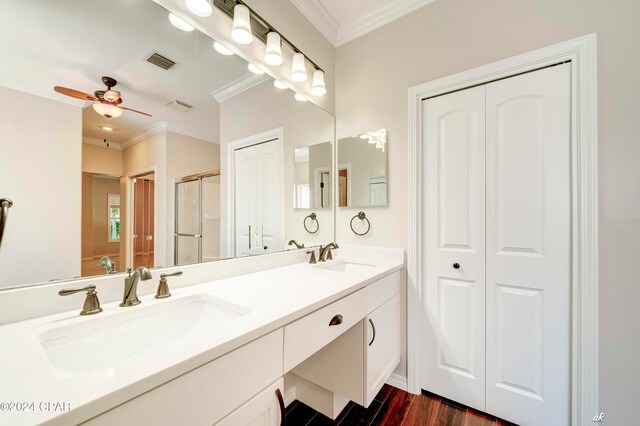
[350,211,371,236]
[304,212,319,234]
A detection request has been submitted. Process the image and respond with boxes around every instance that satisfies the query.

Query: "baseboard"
[385,373,408,392]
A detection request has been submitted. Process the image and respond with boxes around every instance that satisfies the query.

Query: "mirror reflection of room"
[337,129,388,208]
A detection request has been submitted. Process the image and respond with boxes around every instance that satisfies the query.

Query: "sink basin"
[40,295,249,375]
[313,260,378,273]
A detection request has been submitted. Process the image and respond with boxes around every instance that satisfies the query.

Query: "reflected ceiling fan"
[54,76,151,118]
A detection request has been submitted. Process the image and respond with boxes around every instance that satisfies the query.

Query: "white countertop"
[0,250,404,425]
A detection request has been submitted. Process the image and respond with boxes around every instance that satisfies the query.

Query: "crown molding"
[165,123,218,144]
[290,0,434,47]
[82,136,122,150]
[290,0,338,46]
[211,72,270,103]
[121,122,167,150]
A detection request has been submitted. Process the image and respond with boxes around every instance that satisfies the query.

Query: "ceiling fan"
[54,76,151,118]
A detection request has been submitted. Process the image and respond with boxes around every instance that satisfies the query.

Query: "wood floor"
[285,385,517,426]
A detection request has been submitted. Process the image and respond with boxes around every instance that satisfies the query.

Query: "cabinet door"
[217,378,284,426]
[365,294,400,406]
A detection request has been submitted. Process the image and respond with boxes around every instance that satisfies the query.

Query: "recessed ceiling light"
[213,41,234,56]
[101,126,113,132]
[247,63,265,75]
[273,80,287,90]
[169,13,195,32]
[185,0,212,17]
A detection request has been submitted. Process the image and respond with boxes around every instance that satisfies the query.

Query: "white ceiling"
[291,0,435,46]
[0,0,256,145]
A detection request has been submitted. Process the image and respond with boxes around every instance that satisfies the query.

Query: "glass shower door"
[174,179,201,266]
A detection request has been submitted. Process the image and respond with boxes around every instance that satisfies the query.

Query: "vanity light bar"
[212,0,324,74]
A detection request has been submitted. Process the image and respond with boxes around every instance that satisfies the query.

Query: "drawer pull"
[329,314,343,326]
[369,318,376,346]
[275,388,285,426]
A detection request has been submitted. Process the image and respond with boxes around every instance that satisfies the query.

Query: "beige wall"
[220,80,335,254]
[82,143,123,176]
[335,0,640,421]
[0,85,82,287]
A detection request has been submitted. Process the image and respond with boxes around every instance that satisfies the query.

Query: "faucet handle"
[127,267,132,277]
[58,285,103,316]
[306,250,317,264]
[156,271,182,299]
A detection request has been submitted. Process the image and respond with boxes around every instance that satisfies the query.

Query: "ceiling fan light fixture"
[93,103,123,119]
[185,0,212,17]
[213,41,234,56]
[231,4,253,45]
[265,32,283,66]
[311,70,326,96]
[291,53,307,82]
[169,13,195,32]
[103,90,121,103]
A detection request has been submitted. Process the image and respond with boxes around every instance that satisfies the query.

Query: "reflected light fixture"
[312,70,326,96]
[231,4,253,44]
[291,53,307,82]
[185,0,212,17]
[103,90,121,103]
[265,32,283,66]
[294,93,308,102]
[169,13,195,32]
[273,80,287,89]
[101,126,113,132]
[93,103,123,119]
[247,63,265,75]
[213,41,234,56]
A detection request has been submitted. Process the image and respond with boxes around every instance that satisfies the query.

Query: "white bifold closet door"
[422,63,571,425]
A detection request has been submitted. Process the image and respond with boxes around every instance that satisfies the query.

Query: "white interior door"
[485,63,571,425]
[234,139,281,257]
[421,85,486,411]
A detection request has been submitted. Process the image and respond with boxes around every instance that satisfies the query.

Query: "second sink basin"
[313,260,378,273]
[40,294,249,375]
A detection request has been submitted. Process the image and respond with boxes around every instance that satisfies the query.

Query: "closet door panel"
[485,63,571,425]
[421,85,486,411]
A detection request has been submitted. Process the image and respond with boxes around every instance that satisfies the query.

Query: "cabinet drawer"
[365,270,400,313]
[84,330,284,426]
[284,288,366,371]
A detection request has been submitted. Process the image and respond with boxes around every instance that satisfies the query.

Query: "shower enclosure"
[174,172,221,266]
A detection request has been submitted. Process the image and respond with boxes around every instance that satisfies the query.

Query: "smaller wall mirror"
[337,129,387,207]
[293,141,333,209]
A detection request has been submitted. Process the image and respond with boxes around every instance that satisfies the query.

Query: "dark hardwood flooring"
[285,385,517,426]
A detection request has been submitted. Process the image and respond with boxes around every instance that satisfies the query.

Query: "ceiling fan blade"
[54,86,97,101]
[119,106,152,117]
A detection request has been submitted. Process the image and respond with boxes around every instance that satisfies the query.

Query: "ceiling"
[0,0,257,145]
[290,0,434,46]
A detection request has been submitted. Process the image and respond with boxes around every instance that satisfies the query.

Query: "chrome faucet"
[120,266,152,307]
[288,239,305,249]
[99,256,117,274]
[319,242,339,262]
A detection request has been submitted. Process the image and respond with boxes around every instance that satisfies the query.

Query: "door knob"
[453,263,460,269]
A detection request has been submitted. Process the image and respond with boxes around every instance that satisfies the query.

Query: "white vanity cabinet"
[291,271,401,415]
[216,378,284,426]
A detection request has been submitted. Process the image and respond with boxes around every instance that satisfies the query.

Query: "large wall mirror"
[337,129,387,207]
[0,0,335,289]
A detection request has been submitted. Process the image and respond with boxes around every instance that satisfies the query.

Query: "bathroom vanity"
[0,247,403,425]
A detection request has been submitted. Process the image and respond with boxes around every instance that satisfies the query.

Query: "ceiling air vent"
[165,99,193,112]
[146,51,177,71]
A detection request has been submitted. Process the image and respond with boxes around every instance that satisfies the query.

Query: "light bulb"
[265,32,283,66]
[311,70,326,96]
[291,53,307,82]
[231,4,253,45]
[273,80,287,89]
[103,90,121,103]
[294,93,308,102]
[169,13,195,32]
[247,63,264,75]
[93,103,123,118]
[213,41,234,56]
[185,0,212,17]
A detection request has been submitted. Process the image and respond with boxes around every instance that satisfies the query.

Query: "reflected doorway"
[132,173,154,269]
